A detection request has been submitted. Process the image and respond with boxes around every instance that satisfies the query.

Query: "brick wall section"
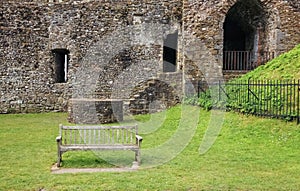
[0,0,183,114]
[183,0,300,82]
[0,0,299,115]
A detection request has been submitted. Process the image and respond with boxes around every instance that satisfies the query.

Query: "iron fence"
[195,80,300,123]
[223,51,275,71]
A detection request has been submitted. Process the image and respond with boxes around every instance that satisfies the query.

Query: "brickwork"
[68,99,123,124]
[0,0,299,120]
[183,0,300,82]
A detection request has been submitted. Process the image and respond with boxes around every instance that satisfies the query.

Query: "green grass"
[236,44,300,80]
[0,106,300,190]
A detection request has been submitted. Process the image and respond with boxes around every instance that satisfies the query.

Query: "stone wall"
[183,0,300,82]
[0,0,299,117]
[68,99,123,124]
[0,3,57,113]
[0,0,183,115]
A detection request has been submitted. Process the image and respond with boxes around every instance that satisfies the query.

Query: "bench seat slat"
[60,145,139,151]
[61,126,136,130]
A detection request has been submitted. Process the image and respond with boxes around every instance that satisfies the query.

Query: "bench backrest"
[59,124,138,146]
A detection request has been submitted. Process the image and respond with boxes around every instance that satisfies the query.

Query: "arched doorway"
[223,0,269,71]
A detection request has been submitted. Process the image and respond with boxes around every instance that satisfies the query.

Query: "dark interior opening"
[224,19,246,51]
[163,31,178,73]
[52,49,69,83]
[223,0,266,70]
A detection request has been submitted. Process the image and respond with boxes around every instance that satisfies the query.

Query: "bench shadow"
[60,151,116,168]
[58,150,136,169]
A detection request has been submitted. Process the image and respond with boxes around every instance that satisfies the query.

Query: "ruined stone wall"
[0,3,55,113]
[0,0,299,115]
[183,0,300,83]
[264,0,300,54]
[0,0,183,114]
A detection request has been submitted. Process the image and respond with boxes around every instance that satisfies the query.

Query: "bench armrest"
[56,136,62,143]
[136,135,143,141]
[136,135,143,147]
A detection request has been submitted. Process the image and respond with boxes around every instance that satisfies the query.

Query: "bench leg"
[135,150,141,165]
[57,151,62,167]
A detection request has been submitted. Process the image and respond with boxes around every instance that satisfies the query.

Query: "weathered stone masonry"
[0,0,299,119]
[183,0,300,81]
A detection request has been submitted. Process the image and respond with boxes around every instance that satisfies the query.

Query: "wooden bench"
[56,124,142,167]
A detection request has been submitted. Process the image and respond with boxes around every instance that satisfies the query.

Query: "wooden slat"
[64,129,67,144]
[74,129,76,144]
[61,125,137,130]
[111,129,113,144]
[93,129,96,144]
[89,129,91,144]
[79,129,83,144]
[60,145,139,152]
[106,129,108,144]
[122,128,124,144]
[69,129,72,144]
[117,129,120,144]
[84,129,86,144]
[98,129,101,144]
[126,129,129,143]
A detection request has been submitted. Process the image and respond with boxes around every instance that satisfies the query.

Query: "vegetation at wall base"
[184,44,300,123]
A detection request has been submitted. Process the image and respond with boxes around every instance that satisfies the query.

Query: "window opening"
[163,31,178,73]
[52,49,69,83]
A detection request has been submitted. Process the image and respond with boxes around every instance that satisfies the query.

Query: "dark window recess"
[163,31,178,72]
[52,49,69,83]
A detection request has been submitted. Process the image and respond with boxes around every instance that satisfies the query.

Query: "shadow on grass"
[61,151,117,168]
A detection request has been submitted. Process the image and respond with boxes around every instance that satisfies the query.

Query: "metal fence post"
[197,80,200,98]
[218,80,221,101]
[297,80,300,124]
[247,79,250,102]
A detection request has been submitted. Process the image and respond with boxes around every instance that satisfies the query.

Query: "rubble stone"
[0,0,299,123]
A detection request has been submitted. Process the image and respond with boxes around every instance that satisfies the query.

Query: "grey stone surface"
[0,0,299,117]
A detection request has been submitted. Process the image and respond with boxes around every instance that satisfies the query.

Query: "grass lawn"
[0,105,300,190]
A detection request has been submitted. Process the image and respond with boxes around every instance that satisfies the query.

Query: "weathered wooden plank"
[79,129,83,144]
[74,130,76,144]
[93,129,97,144]
[69,129,72,144]
[61,125,137,130]
[64,129,67,144]
[60,145,139,152]
[83,130,86,144]
[121,129,123,143]
[116,129,120,144]
[88,129,91,144]
[98,129,101,144]
[110,129,113,144]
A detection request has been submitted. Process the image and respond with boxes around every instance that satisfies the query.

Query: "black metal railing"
[223,51,275,71]
[194,80,300,123]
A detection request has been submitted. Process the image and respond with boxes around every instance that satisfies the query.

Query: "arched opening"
[223,0,270,71]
